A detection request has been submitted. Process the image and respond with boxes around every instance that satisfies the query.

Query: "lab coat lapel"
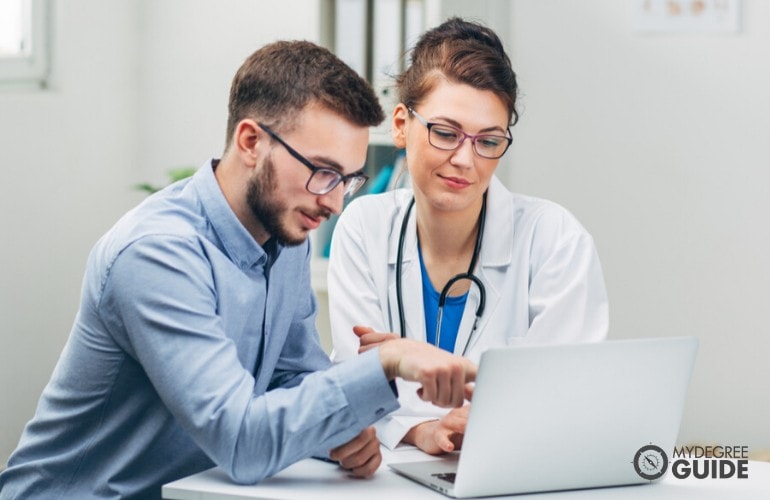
[388,258,425,341]
[387,200,427,342]
[457,176,512,357]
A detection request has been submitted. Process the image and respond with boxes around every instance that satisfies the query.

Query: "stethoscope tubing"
[395,192,488,354]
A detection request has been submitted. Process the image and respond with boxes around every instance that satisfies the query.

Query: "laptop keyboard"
[432,472,457,483]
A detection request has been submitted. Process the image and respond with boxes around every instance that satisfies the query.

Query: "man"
[0,41,475,499]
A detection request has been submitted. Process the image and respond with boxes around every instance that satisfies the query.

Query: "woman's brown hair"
[397,17,519,126]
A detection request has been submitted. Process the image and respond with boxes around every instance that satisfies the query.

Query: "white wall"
[134,0,324,185]
[0,0,144,465]
[0,0,323,465]
[505,0,770,450]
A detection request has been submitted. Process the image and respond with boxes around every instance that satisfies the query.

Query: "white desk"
[163,448,770,499]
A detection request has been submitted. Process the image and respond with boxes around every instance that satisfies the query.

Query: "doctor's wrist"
[403,420,443,455]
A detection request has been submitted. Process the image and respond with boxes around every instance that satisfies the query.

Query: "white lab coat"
[328,175,609,448]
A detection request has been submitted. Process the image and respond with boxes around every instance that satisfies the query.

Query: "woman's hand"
[354,325,399,353]
[404,404,470,455]
[404,384,474,454]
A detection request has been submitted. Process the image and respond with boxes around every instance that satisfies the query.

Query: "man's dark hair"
[226,40,385,148]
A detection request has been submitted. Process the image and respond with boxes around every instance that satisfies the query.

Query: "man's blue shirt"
[0,160,398,499]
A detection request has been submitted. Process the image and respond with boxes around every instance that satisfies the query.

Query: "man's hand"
[328,426,381,478]
[378,338,477,408]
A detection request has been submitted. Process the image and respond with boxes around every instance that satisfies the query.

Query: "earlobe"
[391,104,408,149]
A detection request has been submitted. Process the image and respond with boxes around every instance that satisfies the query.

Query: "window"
[0,0,50,85]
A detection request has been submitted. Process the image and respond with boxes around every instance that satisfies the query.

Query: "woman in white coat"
[328,18,609,454]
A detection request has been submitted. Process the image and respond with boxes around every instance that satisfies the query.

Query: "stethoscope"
[395,192,488,355]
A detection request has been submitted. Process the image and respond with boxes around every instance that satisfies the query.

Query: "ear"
[233,119,268,166]
[391,103,409,149]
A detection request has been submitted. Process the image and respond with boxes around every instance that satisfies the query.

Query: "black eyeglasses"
[409,108,512,159]
[258,123,369,198]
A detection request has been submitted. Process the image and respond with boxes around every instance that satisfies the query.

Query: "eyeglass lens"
[409,109,510,159]
[307,169,367,198]
[429,125,509,159]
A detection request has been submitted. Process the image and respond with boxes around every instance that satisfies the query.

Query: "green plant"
[134,166,198,194]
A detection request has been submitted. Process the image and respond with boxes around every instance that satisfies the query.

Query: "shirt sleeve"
[99,235,399,484]
[268,244,331,391]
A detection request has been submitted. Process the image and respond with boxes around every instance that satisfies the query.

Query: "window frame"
[0,0,50,86]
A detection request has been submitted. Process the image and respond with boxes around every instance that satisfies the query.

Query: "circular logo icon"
[633,444,669,480]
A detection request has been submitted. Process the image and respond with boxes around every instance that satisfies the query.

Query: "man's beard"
[246,155,305,247]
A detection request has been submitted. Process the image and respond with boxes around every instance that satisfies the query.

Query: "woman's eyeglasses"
[409,108,512,160]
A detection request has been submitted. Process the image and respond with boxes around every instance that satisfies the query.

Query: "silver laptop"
[389,336,698,498]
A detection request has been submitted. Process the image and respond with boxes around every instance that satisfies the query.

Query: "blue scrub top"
[418,245,468,352]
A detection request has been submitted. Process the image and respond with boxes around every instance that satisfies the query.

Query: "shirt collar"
[193,159,282,270]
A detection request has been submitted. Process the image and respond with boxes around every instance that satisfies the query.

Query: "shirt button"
[375,408,385,417]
